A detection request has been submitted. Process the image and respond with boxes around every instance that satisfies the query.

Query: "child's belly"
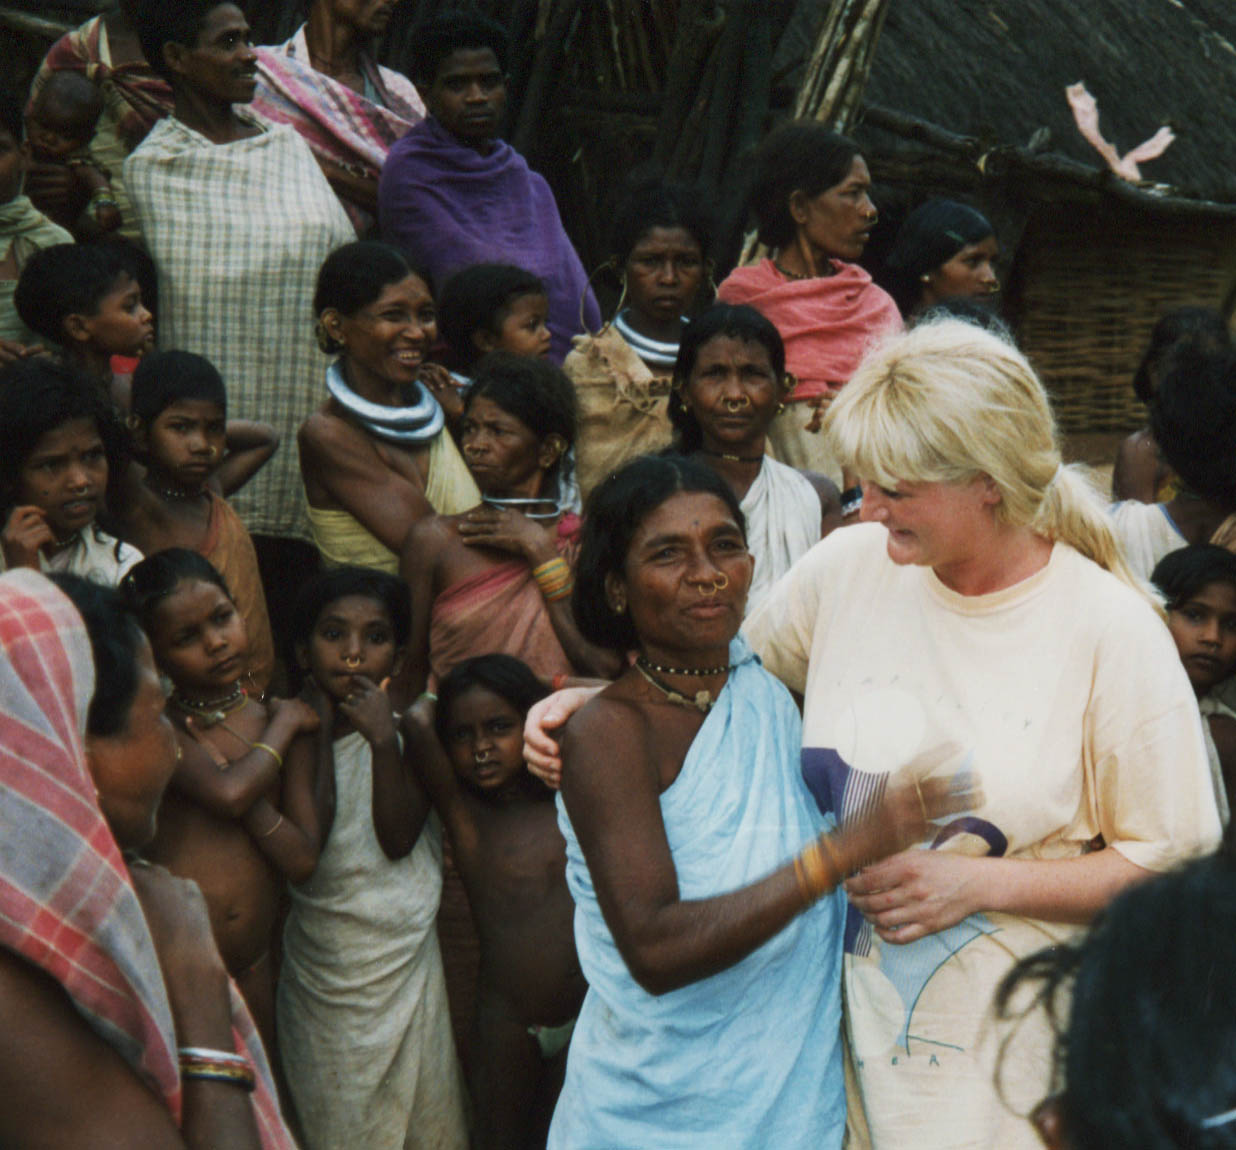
[146,797,282,973]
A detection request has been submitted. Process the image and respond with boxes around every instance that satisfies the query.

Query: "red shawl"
[717,258,902,400]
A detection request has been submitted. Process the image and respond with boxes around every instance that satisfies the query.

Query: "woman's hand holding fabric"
[845,849,982,945]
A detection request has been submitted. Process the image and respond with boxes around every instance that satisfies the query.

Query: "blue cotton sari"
[550,636,846,1148]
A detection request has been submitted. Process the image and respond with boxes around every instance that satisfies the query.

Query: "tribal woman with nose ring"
[532,452,969,1149]
[670,304,842,612]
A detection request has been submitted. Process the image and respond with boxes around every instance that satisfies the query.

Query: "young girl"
[0,357,141,582]
[404,654,586,1150]
[1152,543,1236,823]
[121,548,322,1062]
[277,566,467,1150]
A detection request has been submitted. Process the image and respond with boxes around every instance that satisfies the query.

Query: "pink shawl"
[0,569,293,1146]
[253,26,425,234]
[717,258,902,400]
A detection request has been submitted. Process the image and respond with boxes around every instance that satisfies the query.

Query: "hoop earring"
[579,258,624,337]
[704,259,718,299]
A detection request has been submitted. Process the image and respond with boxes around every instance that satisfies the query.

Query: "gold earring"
[920,273,931,284]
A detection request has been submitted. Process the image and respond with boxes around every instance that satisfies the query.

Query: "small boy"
[403,654,586,1150]
[438,262,552,377]
[13,241,153,399]
[24,71,121,237]
[0,86,72,363]
[118,349,279,692]
[1152,543,1236,824]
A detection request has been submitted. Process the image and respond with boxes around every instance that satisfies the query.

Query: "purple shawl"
[378,116,600,363]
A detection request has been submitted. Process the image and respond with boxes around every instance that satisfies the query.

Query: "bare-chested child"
[119,349,279,690]
[404,654,586,1150]
[277,566,467,1150]
[121,548,322,1064]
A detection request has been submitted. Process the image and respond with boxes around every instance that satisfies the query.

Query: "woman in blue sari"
[547,454,961,1148]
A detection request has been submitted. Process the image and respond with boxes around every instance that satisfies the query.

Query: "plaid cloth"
[125,111,354,540]
[0,569,294,1144]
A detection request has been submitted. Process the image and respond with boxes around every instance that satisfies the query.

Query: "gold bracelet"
[252,741,282,768]
[257,813,285,839]
[796,834,844,902]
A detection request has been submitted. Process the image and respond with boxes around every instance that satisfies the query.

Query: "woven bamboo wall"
[1012,203,1236,434]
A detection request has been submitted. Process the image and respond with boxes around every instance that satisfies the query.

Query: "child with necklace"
[121,548,323,1083]
[117,349,279,690]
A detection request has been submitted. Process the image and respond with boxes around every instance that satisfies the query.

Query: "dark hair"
[135,0,233,82]
[13,243,135,346]
[1133,308,1232,406]
[1149,338,1236,507]
[467,351,576,449]
[0,358,128,518]
[410,9,510,85]
[573,454,746,651]
[121,548,233,637]
[996,851,1236,1150]
[437,263,546,368]
[881,199,995,317]
[30,71,104,140]
[131,350,227,425]
[290,566,412,654]
[746,122,862,250]
[610,181,714,266]
[48,573,147,738]
[1151,544,1236,610]
[313,241,424,353]
[434,653,549,744]
[669,305,786,453]
[0,83,23,142]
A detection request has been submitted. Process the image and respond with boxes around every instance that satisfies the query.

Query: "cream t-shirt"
[744,522,1220,1150]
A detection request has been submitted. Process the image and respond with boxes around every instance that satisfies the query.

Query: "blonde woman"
[524,318,1222,1148]
[743,318,1220,1148]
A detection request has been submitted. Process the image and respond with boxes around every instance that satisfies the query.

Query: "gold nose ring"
[344,655,361,669]
[723,397,750,412]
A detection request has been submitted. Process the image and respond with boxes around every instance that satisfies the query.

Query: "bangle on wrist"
[252,741,282,767]
[793,833,845,906]
[532,556,573,602]
[178,1047,256,1092]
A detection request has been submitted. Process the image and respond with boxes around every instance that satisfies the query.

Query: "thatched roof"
[837,0,1236,204]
